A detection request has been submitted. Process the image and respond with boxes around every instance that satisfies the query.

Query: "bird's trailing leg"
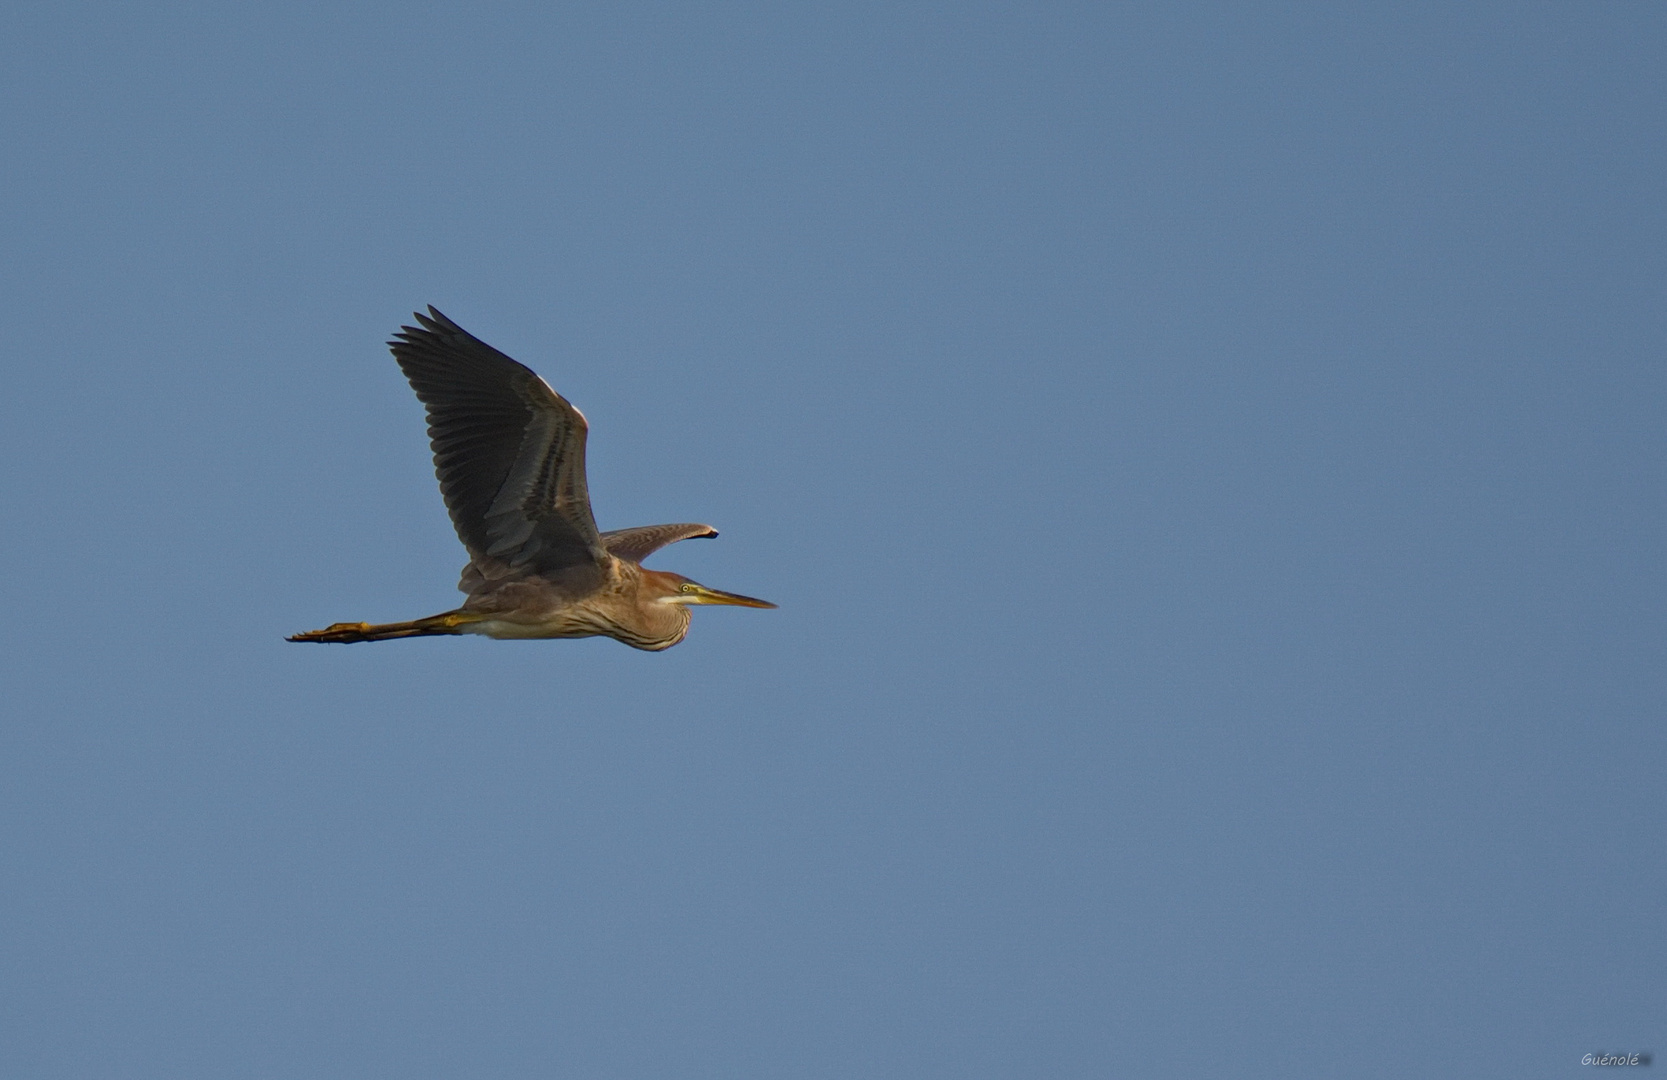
[287,611,481,644]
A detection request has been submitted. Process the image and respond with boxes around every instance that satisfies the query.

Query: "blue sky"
[1,4,1663,1078]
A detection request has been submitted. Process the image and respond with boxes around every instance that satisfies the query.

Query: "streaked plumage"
[289,307,774,651]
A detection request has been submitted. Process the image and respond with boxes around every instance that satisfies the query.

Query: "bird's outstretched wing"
[600,523,719,564]
[390,307,606,576]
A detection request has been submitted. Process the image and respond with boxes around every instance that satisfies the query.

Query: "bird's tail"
[287,611,479,644]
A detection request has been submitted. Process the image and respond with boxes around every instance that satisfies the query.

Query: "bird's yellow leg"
[286,611,484,644]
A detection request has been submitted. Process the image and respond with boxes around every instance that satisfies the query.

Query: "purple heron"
[289,307,774,651]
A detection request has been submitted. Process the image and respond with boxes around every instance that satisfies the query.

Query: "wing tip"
[387,305,469,356]
[419,305,456,331]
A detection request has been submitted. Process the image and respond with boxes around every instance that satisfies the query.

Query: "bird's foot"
[287,622,373,643]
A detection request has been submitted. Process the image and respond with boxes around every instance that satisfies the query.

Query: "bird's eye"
[681,583,697,593]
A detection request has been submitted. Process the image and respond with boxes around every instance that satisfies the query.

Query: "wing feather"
[600,523,719,564]
[389,307,606,575]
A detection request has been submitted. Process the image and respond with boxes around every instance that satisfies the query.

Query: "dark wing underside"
[600,523,718,564]
[390,307,606,576]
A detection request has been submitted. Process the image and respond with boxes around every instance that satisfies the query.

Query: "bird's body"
[454,561,698,649]
[289,308,773,651]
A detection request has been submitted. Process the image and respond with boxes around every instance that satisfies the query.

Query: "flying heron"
[289,307,775,651]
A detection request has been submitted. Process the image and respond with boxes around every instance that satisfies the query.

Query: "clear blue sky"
[1,4,1662,1078]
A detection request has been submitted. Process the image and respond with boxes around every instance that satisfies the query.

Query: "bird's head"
[644,569,776,609]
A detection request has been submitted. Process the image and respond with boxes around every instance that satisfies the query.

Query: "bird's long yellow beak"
[685,584,776,608]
